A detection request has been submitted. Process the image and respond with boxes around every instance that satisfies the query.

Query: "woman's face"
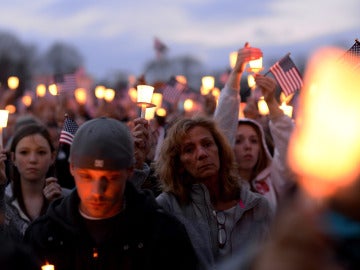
[12,134,54,182]
[179,126,220,182]
[234,124,260,172]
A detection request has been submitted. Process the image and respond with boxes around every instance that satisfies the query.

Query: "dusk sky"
[1,0,359,81]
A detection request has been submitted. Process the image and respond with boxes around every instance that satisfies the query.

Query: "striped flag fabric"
[269,54,303,96]
[340,39,360,70]
[59,115,79,145]
[161,77,187,105]
[55,73,77,94]
[154,37,168,59]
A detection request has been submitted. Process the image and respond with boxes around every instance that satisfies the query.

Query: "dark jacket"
[24,182,198,270]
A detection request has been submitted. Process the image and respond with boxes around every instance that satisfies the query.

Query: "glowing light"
[257,97,269,115]
[21,94,32,107]
[156,108,167,117]
[41,263,55,270]
[288,47,360,198]
[7,76,19,90]
[248,57,263,73]
[279,101,293,118]
[95,85,106,99]
[247,74,256,89]
[183,99,194,112]
[5,105,16,114]
[128,87,137,102]
[229,51,237,69]
[74,88,87,105]
[36,84,46,97]
[201,76,215,95]
[151,93,163,108]
[48,84,58,96]
[137,85,155,118]
[104,88,115,102]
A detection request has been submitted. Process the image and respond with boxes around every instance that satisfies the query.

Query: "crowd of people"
[0,42,359,270]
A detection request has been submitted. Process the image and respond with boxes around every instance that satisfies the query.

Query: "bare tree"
[40,42,84,75]
[0,31,36,97]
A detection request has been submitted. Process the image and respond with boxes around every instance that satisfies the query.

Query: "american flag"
[340,39,360,70]
[154,37,168,59]
[55,73,77,94]
[161,77,187,105]
[269,54,303,96]
[59,115,79,145]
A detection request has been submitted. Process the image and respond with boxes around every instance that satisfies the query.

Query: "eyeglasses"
[214,211,227,249]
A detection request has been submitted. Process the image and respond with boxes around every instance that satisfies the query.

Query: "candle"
[201,76,215,95]
[257,97,269,115]
[229,51,237,69]
[287,47,360,199]
[248,57,263,73]
[41,263,55,270]
[279,101,293,118]
[137,85,155,118]
[0,110,9,149]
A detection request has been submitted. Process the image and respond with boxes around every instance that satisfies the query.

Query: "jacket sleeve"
[213,85,240,147]
[269,114,295,196]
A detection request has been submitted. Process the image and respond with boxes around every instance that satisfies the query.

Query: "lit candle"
[257,97,269,115]
[8,76,19,90]
[288,47,360,199]
[279,101,293,118]
[36,84,47,97]
[137,85,155,118]
[145,107,156,120]
[229,51,237,69]
[104,88,115,102]
[95,85,106,99]
[151,93,163,108]
[41,263,55,270]
[75,88,87,105]
[201,76,215,95]
[247,74,256,89]
[0,110,9,149]
[248,57,263,73]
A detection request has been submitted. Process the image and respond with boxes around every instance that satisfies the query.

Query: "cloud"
[0,0,358,77]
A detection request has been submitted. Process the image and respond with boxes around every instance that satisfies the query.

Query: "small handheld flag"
[269,53,303,96]
[59,114,79,145]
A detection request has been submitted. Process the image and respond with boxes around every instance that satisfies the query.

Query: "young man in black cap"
[24,117,198,270]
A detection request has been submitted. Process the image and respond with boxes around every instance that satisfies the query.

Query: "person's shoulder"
[240,184,273,217]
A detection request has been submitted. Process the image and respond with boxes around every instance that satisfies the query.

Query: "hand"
[233,42,263,73]
[132,117,150,169]
[254,74,277,102]
[0,149,7,185]
[43,177,63,201]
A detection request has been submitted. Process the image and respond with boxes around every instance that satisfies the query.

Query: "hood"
[238,118,273,179]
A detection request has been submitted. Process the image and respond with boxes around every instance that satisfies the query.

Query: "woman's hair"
[155,116,240,204]
[238,121,270,182]
[9,123,55,218]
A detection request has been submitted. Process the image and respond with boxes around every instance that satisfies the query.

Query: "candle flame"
[288,47,360,198]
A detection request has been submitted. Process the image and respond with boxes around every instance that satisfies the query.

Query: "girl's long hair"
[9,123,56,219]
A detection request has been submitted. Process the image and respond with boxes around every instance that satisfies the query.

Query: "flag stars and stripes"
[59,116,79,145]
[269,54,303,96]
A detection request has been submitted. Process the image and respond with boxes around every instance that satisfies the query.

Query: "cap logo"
[94,159,104,168]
